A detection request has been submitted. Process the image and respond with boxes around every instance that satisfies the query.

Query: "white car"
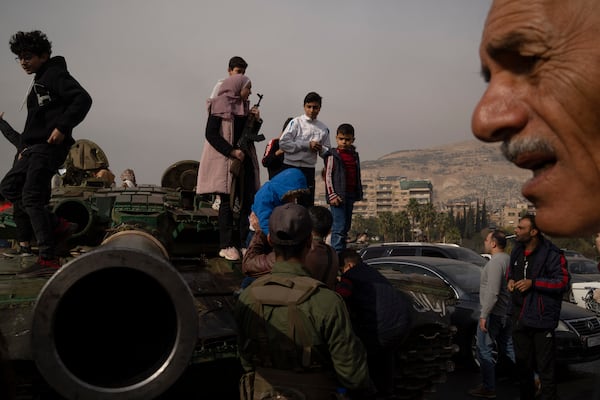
[567,256,600,314]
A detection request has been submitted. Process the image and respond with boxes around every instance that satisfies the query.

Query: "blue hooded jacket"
[251,168,308,234]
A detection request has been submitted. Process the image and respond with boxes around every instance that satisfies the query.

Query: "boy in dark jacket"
[304,205,338,290]
[336,249,411,397]
[0,31,92,276]
[324,123,363,254]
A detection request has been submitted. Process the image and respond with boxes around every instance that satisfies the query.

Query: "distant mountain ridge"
[359,139,531,209]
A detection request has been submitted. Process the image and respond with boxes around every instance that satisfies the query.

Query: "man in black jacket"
[0,30,92,276]
[508,214,569,400]
[336,249,411,397]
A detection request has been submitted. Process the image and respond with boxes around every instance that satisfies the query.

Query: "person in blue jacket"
[250,167,308,235]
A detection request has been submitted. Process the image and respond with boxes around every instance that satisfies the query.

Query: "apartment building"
[488,202,533,228]
[351,176,433,217]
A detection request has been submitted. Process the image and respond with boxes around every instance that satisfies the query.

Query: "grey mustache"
[501,137,555,163]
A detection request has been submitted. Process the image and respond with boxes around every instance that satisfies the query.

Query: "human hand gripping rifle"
[237,93,265,152]
[230,94,265,211]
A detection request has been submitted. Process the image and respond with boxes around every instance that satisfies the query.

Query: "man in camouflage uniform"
[234,203,373,399]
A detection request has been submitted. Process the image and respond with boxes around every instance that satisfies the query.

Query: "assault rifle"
[237,93,265,151]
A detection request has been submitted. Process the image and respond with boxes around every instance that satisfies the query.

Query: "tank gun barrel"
[31,230,198,400]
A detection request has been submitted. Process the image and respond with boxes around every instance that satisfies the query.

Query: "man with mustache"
[506,215,569,400]
[472,0,600,237]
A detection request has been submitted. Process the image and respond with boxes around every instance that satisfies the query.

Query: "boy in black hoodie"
[0,31,92,276]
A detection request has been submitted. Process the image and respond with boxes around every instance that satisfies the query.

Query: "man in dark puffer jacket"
[508,214,569,400]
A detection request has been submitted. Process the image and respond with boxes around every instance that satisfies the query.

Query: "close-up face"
[514,218,535,244]
[335,133,355,150]
[304,101,321,120]
[472,0,600,237]
[17,52,48,74]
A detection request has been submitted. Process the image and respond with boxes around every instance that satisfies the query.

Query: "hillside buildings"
[314,172,533,227]
[316,175,433,218]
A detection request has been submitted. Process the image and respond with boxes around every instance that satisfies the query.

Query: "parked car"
[359,242,488,267]
[366,256,600,367]
[567,256,600,276]
[566,256,600,314]
[562,249,586,258]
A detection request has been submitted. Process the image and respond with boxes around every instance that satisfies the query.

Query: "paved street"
[426,359,600,400]
[11,357,600,399]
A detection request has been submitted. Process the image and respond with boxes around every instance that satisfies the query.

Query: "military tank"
[0,140,458,399]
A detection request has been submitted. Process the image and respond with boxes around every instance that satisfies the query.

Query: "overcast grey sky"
[0,0,491,184]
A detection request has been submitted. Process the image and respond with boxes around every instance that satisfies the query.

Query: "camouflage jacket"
[234,261,371,390]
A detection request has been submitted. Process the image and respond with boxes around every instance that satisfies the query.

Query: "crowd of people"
[193,56,397,398]
[195,56,365,264]
[5,0,600,397]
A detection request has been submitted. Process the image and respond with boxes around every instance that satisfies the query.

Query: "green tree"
[464,205,475,239]
[432,212,461,244]
[406,198,422,241]
[420,203,436,242]
[352,215,380,240]
[377,211,411,242]
[396,211,412,241]
[481,200,489,229]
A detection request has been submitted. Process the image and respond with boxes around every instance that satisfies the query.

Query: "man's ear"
[531,228,538,237]
[267,233,273,246]
[40,53,50,63]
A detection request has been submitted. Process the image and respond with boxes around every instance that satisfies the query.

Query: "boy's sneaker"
[219,247,240,261]
[3,246,34,258]
[468,385,496,399]
[17,257,61,278]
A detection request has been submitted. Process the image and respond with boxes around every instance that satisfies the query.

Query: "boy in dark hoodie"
[0,31,92,276]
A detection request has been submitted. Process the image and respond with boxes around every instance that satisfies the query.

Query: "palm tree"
[406,198,421,241]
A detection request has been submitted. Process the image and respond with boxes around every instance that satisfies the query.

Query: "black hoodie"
[21,56,92,151]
